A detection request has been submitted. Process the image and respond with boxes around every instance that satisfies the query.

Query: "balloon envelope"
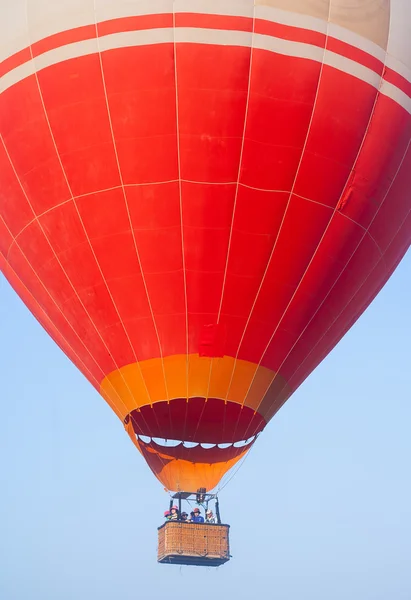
[1,0,411,491]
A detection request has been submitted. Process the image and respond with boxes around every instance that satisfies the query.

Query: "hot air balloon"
[1,0,411,506]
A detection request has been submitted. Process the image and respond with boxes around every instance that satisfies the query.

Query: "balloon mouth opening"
[125,397,267,446]
[135,434,258,449]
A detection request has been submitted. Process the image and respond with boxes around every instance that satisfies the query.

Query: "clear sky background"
[0,253,410,600]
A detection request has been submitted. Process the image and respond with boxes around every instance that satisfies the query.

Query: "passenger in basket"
[170,506,179,520]
[164,510,171,521]
[205,509,216,524]
[180,512,189,522]
[191,507,204,523]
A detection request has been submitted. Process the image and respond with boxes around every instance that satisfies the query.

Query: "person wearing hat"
[169,505,179,520]
[164,510,171,521]
[180,512,189,522]
[205,509,216,524]
[191,507,204,523]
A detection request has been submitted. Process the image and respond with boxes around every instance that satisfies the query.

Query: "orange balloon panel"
[1,1,411,491]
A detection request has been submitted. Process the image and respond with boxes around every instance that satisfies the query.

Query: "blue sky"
[0,253,410,600]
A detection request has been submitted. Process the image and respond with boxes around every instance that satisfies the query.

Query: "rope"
[217,438,257,494]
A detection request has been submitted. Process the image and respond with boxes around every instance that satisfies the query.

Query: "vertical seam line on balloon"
[226,1,334,437]
[172,4,190,452]
[0,248,126,418]
[185,399,208,464]
[254,126,411,422]
[0,106,128,418]
[251,78,389,377]
[222,4,256,444]
[22,7,147,424]
[244,159,411,438]
[93,14,170,406]
[218,9,255,445]
[93,19,169,404]
[274,200,411,421]
[0,210,127,418]
[183,363,214,468]
[200,4,256,448]
[30,99,142,417]
[240,26,394,430]
[215,11,256,324]
[91,7,170,442]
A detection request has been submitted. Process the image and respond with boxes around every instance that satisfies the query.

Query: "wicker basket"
[157,521,230,566]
